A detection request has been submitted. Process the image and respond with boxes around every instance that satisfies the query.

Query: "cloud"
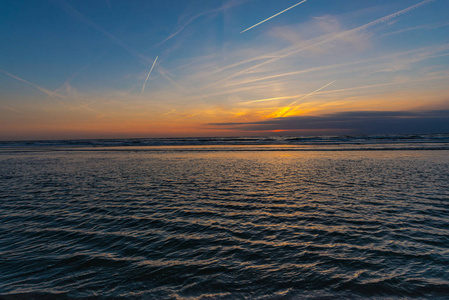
[208,110,449,134]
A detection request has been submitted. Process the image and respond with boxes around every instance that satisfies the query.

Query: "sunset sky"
[1,0,448,140]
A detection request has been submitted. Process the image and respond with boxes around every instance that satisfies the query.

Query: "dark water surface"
[1,146,449,299]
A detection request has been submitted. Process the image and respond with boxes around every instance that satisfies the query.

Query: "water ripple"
[1,150,449,298]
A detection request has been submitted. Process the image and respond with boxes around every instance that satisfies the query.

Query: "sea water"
[1,135,449,299]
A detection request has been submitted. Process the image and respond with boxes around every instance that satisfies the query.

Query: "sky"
[1,0,448,140]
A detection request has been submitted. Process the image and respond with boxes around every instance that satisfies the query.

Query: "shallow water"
[1,147,449,299]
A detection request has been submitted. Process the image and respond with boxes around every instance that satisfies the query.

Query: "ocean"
[1,134,449,299]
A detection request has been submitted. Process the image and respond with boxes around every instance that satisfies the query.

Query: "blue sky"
[1,0,448,140]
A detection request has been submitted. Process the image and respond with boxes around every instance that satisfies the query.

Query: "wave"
[1,143,449,298]
[1,133,449,151]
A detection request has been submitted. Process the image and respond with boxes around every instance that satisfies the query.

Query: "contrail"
[240,95,295,105]
[310,76,449,95]
[277,80,336,117]
[288,80,336,107]
[4,106,22,114]
[0,69,64,100]
[156,0,250,47]
[243,74,449,105]
[208,0,433,88]
[162,109,177,116]
[140,56,158,100]
[59,0,152,65]
[353,0,434,33]
[241,0,308,33]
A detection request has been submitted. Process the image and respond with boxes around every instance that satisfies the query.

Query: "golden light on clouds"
[1,0,448,139]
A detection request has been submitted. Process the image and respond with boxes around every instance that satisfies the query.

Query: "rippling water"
[1,144,449,299]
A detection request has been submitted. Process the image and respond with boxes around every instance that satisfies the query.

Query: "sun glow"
[1,0,448,139]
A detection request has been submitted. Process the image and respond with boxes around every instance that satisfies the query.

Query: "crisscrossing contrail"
[241,0,308,34]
